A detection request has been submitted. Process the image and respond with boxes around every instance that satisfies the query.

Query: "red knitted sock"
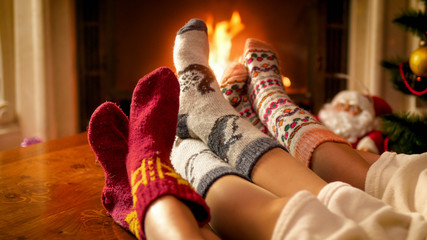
[88,102,133,230]
[126,67,210,239]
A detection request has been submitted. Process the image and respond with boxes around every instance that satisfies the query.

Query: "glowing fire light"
[282,76,291,88]
[207,11,245,81]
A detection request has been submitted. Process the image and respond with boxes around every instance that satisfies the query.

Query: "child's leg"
[310,142,370,189]
[242,38,370,189]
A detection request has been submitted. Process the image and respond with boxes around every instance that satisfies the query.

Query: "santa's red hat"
[369,95,393,117]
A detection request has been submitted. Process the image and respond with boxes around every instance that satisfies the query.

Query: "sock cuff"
[236,137,287,178]
[197,166,249,198]
[294,128,350,167]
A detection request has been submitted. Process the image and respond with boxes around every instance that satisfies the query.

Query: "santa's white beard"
[318,104,375,143]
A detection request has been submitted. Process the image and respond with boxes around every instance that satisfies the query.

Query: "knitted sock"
[243,38,349,167]
[171,137,248,198]
[173,19,283,178]
[126,67,210,239]
[220,62,270,135]
[88,102,134,231]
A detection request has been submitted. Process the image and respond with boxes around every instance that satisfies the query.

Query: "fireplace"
[75,0,349,131]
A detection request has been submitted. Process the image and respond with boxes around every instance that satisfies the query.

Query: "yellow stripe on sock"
[125,209,141,239]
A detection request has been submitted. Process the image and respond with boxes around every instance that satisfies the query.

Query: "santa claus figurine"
[318,90,392,154]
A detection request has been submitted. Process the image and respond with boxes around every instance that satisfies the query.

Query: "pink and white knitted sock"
[220,62,270,135]
[243,38,349,167]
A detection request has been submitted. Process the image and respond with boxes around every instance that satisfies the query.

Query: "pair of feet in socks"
[88,68,210,239]
[88,18,348,239]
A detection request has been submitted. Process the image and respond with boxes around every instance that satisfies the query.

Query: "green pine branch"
[381,113,427,154]
[380,59,403,70]
[393,9,427,38]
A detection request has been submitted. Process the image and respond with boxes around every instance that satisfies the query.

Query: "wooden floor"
[0,133,134,239]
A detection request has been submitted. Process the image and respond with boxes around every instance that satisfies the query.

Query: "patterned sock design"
[88,102,134,231]
[220,62,270,135]
[173,19,283,178]
[126,67,210,239]
[243,38,349,167]
[171,137,248,198]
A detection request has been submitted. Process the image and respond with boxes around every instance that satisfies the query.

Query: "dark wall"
[111,0,311,93]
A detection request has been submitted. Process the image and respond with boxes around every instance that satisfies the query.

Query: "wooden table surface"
[0,133,134,239]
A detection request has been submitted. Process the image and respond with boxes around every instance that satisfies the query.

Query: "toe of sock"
[244,38,275,54]
[177,18,207,35]
[220,62,248,86]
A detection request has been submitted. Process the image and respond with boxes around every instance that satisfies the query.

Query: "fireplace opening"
[75,0,349,131]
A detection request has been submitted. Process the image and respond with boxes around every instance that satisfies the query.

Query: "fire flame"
[207,11,245,81]
[206,11,292,88]
[282,76,291,88]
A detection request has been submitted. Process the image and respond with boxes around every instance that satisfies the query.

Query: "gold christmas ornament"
[409,45,427,77]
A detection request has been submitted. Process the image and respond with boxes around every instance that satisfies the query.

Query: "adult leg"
[204,173,427,240]
[171,137,361,240]
[310,142,370,189]
[173,19,329,199]
[171,135,295,239]
[172,21,427,238]
[356,149,381,165]
[206,175,289,240]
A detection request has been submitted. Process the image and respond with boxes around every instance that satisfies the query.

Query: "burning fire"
[206,11,291,88]
[282,76,291,88]
[207,11,245,81]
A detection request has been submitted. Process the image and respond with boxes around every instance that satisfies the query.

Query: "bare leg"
[310,142,370,189]
[356,149,381,166]
[145,195,220,240]
[206,175,291,240]
[251,148,327,197]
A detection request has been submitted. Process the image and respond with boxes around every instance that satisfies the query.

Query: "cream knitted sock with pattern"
[173,19,284,178]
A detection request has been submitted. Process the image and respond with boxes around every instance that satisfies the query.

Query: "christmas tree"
[381,0,427,101]
[380,0,427,154]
